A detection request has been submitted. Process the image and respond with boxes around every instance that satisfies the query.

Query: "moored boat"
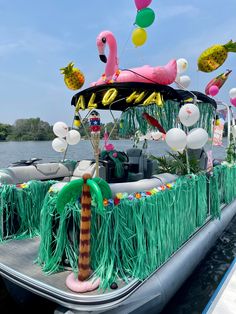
[1,77,236,313]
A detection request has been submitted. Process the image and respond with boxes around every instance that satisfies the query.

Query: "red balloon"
[134,0,152,10]
[209,85,219,97]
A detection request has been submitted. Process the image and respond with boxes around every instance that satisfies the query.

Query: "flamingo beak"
[99,54,107,63]
[226,69,232,76]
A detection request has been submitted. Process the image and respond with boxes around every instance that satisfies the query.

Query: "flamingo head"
[96,30,117,64]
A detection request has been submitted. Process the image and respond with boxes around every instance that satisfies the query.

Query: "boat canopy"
[71,82,217,136]
[71,82,217,111]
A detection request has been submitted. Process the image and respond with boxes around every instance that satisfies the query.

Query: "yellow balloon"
[132,28,147,47]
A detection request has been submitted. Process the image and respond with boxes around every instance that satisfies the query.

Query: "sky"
[0,0,235,127]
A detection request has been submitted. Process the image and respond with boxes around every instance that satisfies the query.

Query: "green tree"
[7,118,54,141]
[0,123,12,141]
[104,119,120,139]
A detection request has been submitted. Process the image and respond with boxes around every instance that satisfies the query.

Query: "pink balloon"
[230,98,236,107]
[209,85,219,97]
[134,0,152,10]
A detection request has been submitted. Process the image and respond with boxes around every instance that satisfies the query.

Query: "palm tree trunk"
[78,174,92,281]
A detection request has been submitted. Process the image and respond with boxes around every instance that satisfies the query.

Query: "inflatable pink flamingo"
[92,30,177,86]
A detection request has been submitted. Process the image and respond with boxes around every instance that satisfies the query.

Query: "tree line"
[0,118,122,141]
[0,117,229,142]
[0,118,54,141]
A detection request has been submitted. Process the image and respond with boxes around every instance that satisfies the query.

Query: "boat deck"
[0,237,140,312]
[203,258,236,314]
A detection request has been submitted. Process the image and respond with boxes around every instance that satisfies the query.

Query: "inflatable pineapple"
[60,62,85,90]
[198,40,236,72]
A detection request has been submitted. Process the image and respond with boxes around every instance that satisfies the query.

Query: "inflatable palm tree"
[56,173,112,292]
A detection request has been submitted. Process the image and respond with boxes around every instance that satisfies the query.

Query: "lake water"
[0,139,227,168]
[0,139,235,314]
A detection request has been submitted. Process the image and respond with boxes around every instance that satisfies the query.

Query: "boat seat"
[0,162,74,185]
[99,150,129,183]
[50,160,106,192]
[126,148,147,182]
[70,160,96,181]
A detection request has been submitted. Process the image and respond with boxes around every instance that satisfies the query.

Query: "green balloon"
[135,8,155,28]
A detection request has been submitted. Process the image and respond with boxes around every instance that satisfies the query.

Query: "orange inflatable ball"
[60,62,85,90]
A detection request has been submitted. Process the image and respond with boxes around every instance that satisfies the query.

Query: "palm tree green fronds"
[56,178,83,213]
[92,177,112,199]
[150,151,201,175]
[87,179,105,214]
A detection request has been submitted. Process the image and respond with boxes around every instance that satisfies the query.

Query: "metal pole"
[216,101,231,148]
[185,148,190,174]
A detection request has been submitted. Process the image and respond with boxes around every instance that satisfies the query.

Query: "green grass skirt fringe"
[38,165,236,289]
[119,101,215,137]
[1,164,236,289]
[0,180,56,241]
[38,173,209,289]
[210,164,236,218]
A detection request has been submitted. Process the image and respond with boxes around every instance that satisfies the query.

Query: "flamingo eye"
[102,37,106,44]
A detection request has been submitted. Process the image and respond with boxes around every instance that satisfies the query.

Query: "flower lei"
[102,69,121,84]
[103,183,174,206]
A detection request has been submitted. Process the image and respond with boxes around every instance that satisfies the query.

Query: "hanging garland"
[119,101,215,137]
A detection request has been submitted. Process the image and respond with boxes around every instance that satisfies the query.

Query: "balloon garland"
[166,103,208,151]
[52,121,81,153]
[132,0,156,47]
[165,103,208,173]
[175,58,191,89]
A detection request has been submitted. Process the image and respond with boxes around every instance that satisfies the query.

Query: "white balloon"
[178,75,191,89]
[187,128,208,149]
[179,103,200,127]
[66,130,81,145]
[177,58,188,74]
[229,88,236,99]
[53,121,68,138]
[52,138,68,152]
[166,128,187,151]
[175,73,180,81]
